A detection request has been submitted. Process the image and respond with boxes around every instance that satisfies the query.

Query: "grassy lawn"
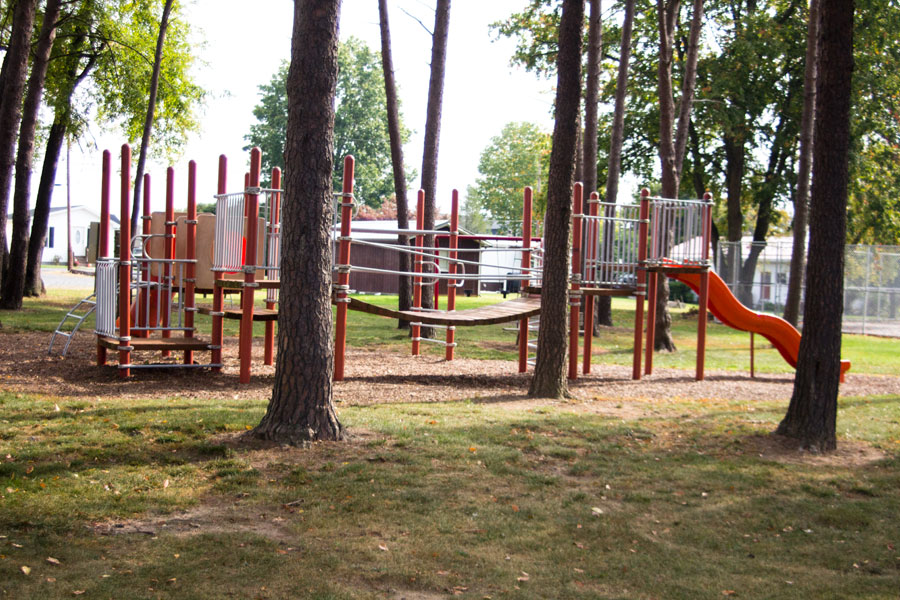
[1,291,898,598]
[1,390,899,598]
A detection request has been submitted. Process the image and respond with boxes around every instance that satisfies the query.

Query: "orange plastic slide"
[669,270,851,378]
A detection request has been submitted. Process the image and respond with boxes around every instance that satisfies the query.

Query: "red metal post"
[184,160,197,365]
[411,190,425,356]
[518,187,533,372]
[696,192,713,381]
[118,145,132,378]
[568,183,583,380]
[239,148,262,384]
[211,155,227,372]
[445,190,459,360]
[333,155,355,381]
[644,190,657,376]
[161,167,175,356]
[633,190,650,379]
[264,167,281,366]
[750,332,755,378]
[582,191,599,374]
[97,150,111,366]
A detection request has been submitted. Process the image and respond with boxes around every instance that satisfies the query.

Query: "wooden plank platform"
[215,279,281,290]
[97,336,214,352]
[197,306,279,321]
[343,295,541,326]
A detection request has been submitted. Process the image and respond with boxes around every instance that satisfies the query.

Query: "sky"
[62,0,558,218]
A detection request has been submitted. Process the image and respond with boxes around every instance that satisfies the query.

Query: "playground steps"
[197,306,279,321]
[48,293,97,357]
[96,335,214,352]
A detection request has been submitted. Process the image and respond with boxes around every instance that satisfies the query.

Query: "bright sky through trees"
[60,0,556,217]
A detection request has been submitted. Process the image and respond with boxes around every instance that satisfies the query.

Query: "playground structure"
[93,145,217,376]
[64,144,852,383]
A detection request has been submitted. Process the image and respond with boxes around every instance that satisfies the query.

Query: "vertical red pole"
[334,156,355,381]
[118,145,132,378]
[445,190,459,360]
[184,160,197,365]
[239,148,262,383]
[518,187,533,372]
[696,192,712,381]
[211,155,226,372]
[411,190,425,356]
[97,150,111,366]
[568,183,583,380]
[161,167,175,356]
[582,191,599,374]
[136,173,151,338]
[264,167,281,366]
[644,190,657,376]
[633,190,650,379]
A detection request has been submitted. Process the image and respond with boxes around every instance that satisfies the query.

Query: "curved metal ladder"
[48,293,97,356]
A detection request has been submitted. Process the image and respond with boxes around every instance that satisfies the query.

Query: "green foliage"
[87,0,205,158]
[467,121,551,234]
[245,37,411,207]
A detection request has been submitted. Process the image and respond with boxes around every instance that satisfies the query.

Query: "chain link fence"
[714,240,900,337]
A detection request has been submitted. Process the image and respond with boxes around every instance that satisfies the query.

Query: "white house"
[5,205,119,264]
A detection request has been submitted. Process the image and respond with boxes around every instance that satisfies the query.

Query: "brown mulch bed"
[4,331,899,408]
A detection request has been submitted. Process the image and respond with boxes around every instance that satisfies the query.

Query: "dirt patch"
[738,433,889,467]
[5,331,899,408]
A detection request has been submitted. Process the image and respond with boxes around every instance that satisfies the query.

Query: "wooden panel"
[343,295,541,326]
[97,336,213,352]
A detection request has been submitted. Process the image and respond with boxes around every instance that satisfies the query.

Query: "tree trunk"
[418,0,451,337]
[777,0,853,452]
[378,0,412,326]
[597,0,636,331]
[673,0,704,176]
[529,0,583,399]
[784,0,819,327]
[24,118,66,297]
[250,0,344,445]
[130,0,174,236]
[0,0,38,287]
[1,0,61,310]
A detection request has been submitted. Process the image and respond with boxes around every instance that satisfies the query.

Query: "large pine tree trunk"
[529,0,583,399]
[131,0,174,236]
[0,0,38,287]
[1,0,61,310]
[250,0,344,445]
[24,118,66,297]
[776,0,853,452]
[418,0,451,337]
[378,0,412,326]
[784,0,819,327]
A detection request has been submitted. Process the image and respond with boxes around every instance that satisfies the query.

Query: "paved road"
[41,268,95,291]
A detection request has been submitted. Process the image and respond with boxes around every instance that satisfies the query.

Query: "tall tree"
[130,0,174,236]
[776,0,854,452]
[245,40,408,204]
[418,0,451,330]
[468,121,551,233]
[529,0,583,399]
[1,0,61,310]
[651,0,703,352]
[0,0,37,285]
[378,0,413,321]
[598,0,636,331]
[250,0,344,444]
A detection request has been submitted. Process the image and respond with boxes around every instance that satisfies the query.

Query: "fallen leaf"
[436,570,450,576]
[591,507,604,516]
[511,505,519,512]
[73,590,85,595]
[46,577,56,582]
[46,557,61,565]
[378,544,388,552]
[54,404,61,412]
[574,567,584,573]
[468,447,477,453]
[20,565,31,575]
[722,591,737,596]
[163,479,170,489]
[517,571,530,583]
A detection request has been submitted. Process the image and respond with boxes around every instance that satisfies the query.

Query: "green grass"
[1,390,899,598]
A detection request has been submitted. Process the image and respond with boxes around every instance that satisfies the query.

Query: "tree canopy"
[245,36,411,207]
[467,121,550,234]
